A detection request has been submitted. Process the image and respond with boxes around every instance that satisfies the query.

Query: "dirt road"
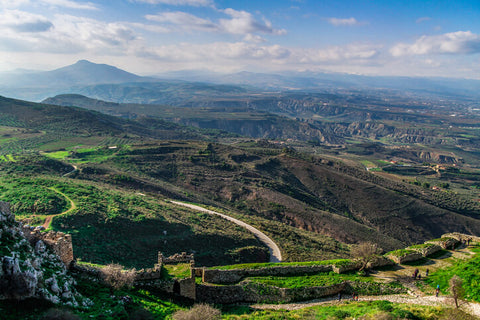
[170,201,282,262]
[42,187,77,229]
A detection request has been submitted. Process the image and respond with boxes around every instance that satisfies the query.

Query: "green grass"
[386,249,416,257]
[71,276,183,319]
[210,259,352,270]
[222,300,445,319]
[43,150,70,159]
[0,178,69,215]
[425,246,480,301]
[163,263,191,279]
[0,154,16,162]
[246,271,373,289]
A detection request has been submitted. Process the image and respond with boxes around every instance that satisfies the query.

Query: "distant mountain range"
[0,59,479,102]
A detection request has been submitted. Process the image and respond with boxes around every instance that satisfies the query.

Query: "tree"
[100,263,136,291]
[449,275,465,308]
[351,242,381,272]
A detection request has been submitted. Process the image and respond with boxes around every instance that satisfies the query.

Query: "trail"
[42,187,77,229]
[252,245,480,318]
[170,201,282,262]
[251,294,480,317]
[63,164,78,177]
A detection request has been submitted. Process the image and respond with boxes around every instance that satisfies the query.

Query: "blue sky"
[0,0,479,78]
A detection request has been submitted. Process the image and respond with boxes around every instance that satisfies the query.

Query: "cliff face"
[0,202,88,307]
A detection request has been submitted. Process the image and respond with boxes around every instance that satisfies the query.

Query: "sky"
[0,0,480,78]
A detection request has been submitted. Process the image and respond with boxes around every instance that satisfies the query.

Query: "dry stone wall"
[200,264,333,284]
[386,250,423,264]
[409,244,442,257]
[426,237,459,249]
[196,281,346,304]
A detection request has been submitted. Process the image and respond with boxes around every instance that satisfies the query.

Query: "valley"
[1,60,480,319]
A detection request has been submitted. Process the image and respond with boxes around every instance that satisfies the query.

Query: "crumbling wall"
[158,252,194,265]
[200,264,333,284]
[196,281,346,304]
[408,244,442,257]
[22,227,74,268]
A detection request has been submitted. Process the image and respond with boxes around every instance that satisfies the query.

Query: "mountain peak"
[74,59,95,65]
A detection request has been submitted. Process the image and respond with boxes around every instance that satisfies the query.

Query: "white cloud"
[0,0,29,8]
[243,33,266,43]
[416,16,431,24]
[137,41,380,71]
[295,44,379,63]
[390,31,480,56]
[146,8,286,36]
[40,0,98,10]
[0,9,53,33]
[0,13,139,54]
[134,0,213,6]
[146,11,217,32]
[0,0,98,10]
[219,8,286,35]
[327,17,361,26]
[139,41,291,62]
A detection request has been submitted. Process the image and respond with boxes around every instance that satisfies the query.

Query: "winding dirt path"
[42,187,77,229]
[62,164,78,177]
[170,201,282,262]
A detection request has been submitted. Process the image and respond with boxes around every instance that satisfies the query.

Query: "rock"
[0,201,87,307]
[62,291,73,300]
[50,279,60,294]
[35,240,46,254]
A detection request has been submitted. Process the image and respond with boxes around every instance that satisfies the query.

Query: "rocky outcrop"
[0,202,90,307]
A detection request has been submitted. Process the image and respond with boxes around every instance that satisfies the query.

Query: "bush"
[100,263,136,290]
[172,304,221,320]
[41,308,80,320]
[129,308,155,320]
[440,309,477,320]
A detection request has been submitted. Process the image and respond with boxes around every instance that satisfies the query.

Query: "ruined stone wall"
[409,244,442,257]
[426,237,459,249]
[367,256,396,269]
[200,264,333,284]
[158,252,194,265]
[442,233,480,244]
[196,281,346,304]
[22,228,74,268]
[386,250,423,264]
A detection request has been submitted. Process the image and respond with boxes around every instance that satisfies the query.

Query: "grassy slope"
[95,141,480,253]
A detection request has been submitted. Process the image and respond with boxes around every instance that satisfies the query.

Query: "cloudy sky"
[0,0,479,78]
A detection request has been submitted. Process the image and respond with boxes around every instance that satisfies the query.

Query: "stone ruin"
[158,252,195,265]
[22,226,74,268]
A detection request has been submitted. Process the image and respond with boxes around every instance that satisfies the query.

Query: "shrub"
[100,263,136,290]
[172,304,221,320]
[129,308,155,320]
[41,308,80,320]
[439,309,477,320]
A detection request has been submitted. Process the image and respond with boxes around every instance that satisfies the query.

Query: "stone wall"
[408,244,442,257]
[200,264,333,284]
[196,281,346,304]
[332,261,361,274]
[367,256,396,269]
[385,250,423,264]
[442,233,480,244]
[22,227,74,268]
[158,252,194,265]
[426,237,459,249]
